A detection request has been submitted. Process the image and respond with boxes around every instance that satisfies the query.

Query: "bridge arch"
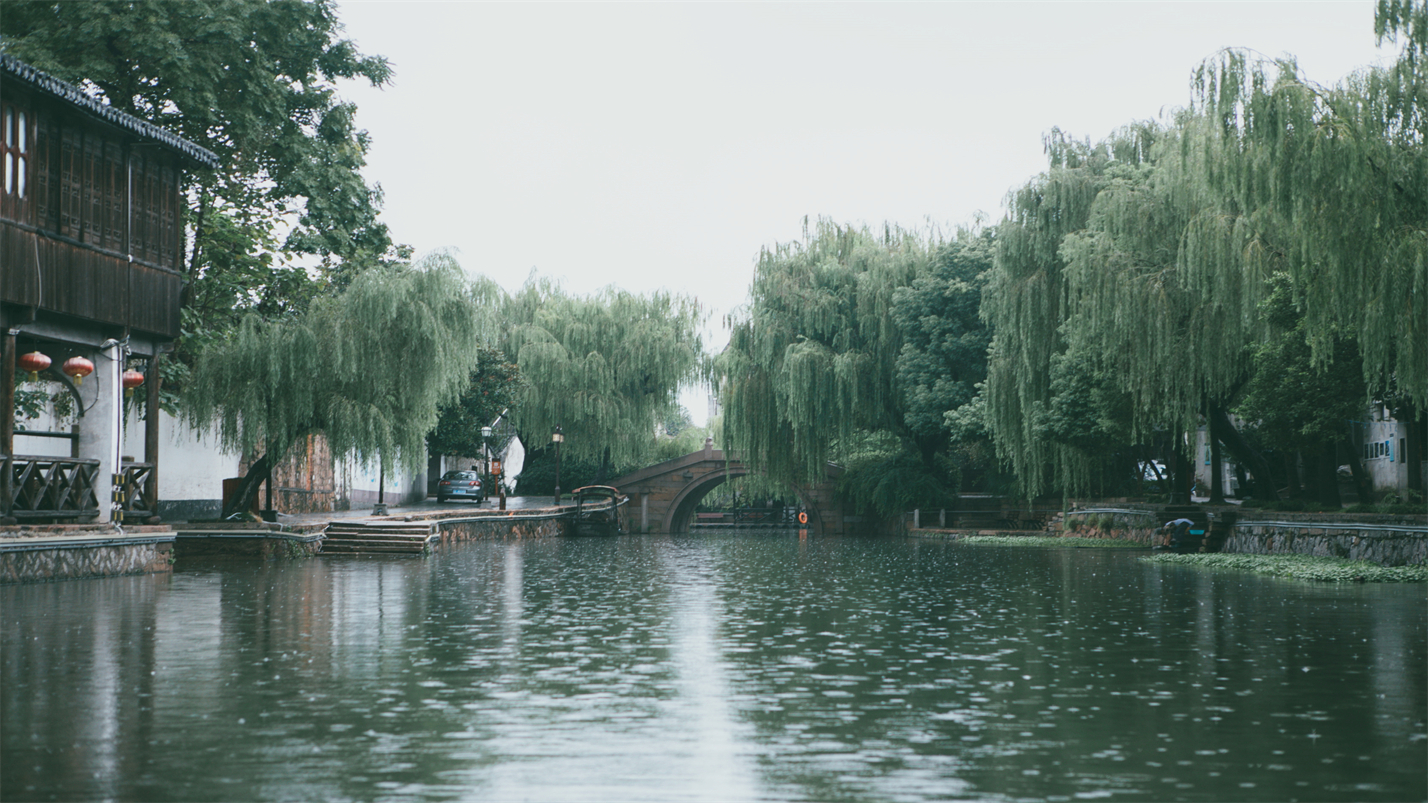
[607,443,845,534]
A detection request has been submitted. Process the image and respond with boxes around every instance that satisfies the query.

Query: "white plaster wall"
[1193,426,1242,496]
[119,408,241,502]
[338,452,427,505]
[11,379,75,458]
[1361,419,1408,494]
[10,429,72,458]
[501,437,525,493]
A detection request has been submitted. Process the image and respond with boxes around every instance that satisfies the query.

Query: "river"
[3,533,1424,802]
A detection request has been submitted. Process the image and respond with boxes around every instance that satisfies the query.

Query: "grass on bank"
[1142,553,1428,583]
[957,536,1146,549]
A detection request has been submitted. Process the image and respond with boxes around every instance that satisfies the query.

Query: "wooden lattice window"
[2,104,28,198]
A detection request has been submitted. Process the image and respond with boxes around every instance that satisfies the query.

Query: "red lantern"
[122,369,145,397]
[62,355,94,385]
[17,351,51,382]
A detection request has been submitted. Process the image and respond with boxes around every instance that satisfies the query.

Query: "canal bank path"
[164,496,565,529]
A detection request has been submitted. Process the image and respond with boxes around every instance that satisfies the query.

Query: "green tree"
[1185,4,1426,409]
[183,254,485,517]
[891,228,996,490]
[495,277,705,479]
[718,219,930,489]
[426,347,526,460]
[1052,122,1286,500]
[983,129,1146,497]
[0,0,397,355]
[1235,275,1369,505]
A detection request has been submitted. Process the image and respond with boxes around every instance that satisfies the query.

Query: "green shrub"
[1142,553,1427,583]
[961,536,1143,549]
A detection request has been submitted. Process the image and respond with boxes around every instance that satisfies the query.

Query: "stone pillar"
[76,342,123,524]
[641,490,649,534]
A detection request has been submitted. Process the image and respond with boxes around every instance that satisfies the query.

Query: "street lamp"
[552,426,564,505]
[481,425,493,506]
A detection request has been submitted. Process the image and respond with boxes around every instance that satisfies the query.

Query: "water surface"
[3,533,1424,802]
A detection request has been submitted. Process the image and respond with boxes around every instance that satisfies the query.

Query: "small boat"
[570,485,626,536]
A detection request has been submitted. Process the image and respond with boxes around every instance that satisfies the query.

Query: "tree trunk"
[1171,438,1193,504]
[1343,425,1374,504]
[1207,404,1280,501]
[2,330,14,523]
[594,445,611,485]
[1405,407,1424,496]
[1284,452,1302,499]
[1209,415,1225,503]
[222,452,273,520]
[1306,444,1341,508]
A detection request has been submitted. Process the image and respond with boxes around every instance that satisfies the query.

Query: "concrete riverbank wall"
[0,525,175,583]
[1,505,579,581]
[173,522,325,559]
[439,517,567,541]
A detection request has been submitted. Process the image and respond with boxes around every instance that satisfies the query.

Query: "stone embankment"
[1049,507,1426,566]
[0,524,175,582]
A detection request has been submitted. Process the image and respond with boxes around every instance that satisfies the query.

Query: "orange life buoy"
[797,511,808,525]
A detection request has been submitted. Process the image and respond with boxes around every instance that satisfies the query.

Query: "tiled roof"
[1,54,220,169]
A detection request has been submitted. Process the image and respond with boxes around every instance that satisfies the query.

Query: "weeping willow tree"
[493,276,704,475]
[982,129,1146,497]
[986,3,1426,498]
[184,254,487,516]
[718,218,933,489]
[1055,117,1287,499]
[1185,3,1426,407]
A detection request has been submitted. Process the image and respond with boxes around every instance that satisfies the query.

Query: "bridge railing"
[691,507,801,527]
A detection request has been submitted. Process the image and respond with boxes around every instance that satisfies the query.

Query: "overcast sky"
[334,1,1392,422]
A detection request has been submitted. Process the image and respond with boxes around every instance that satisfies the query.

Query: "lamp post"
[481,425,493,506]
[552,426,564,505]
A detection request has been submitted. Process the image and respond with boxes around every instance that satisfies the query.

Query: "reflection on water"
[2,534,1424,802]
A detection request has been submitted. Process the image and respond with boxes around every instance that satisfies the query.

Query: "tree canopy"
[1185,11,1426,409]
[183,254,486,514]
[491,276,705,472]
[718,219,931,488]
[891,228,993,460]
[981,2,1425,502]
[426,347,526,460]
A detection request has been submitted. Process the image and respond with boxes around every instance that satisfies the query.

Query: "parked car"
[436,470,484,504]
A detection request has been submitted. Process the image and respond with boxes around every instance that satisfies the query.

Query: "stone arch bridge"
[607,441,850,534]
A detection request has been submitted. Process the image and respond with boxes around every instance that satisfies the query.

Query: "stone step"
[320,523,437,554]
[325,526,435,536]
[323,537,434,548]
[324,531,435,541]
[321,541,431,553]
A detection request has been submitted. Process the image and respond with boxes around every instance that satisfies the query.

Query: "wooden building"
[1,54,218,525]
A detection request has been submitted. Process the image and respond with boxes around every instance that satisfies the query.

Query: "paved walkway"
[277,496,560,527]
